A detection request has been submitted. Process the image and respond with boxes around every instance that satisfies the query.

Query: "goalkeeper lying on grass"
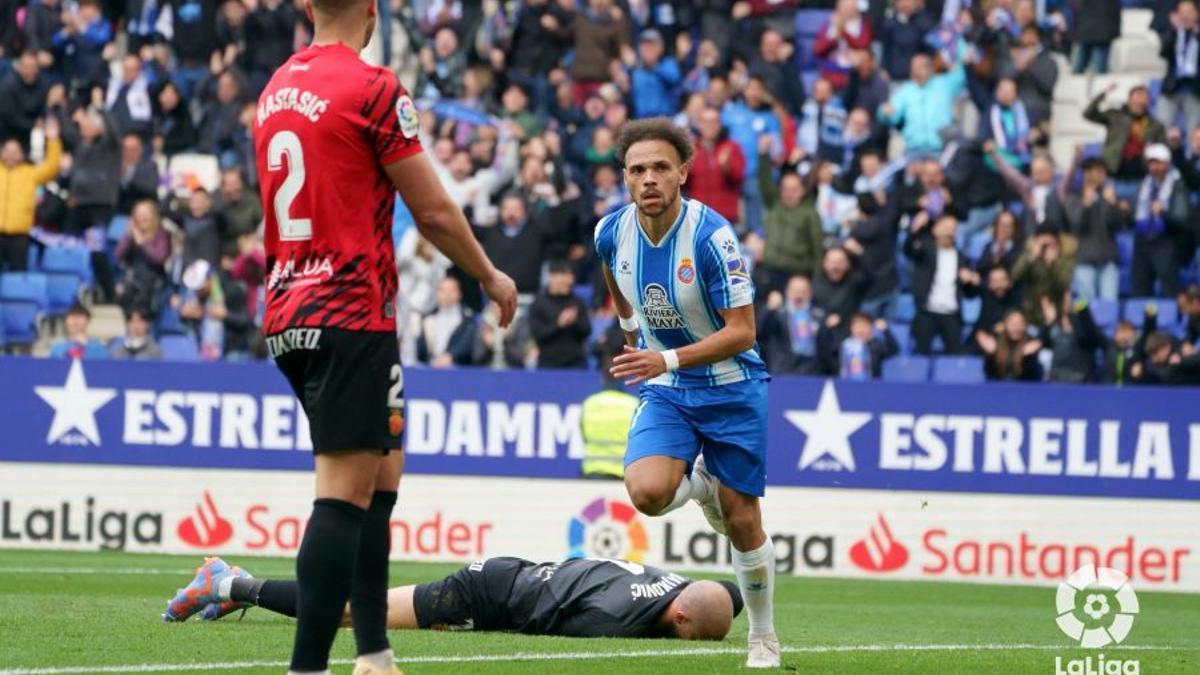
[164,556,742,641]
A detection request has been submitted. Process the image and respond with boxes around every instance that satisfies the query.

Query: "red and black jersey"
[254,43,422,335]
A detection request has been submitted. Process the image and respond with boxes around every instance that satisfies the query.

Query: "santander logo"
[850,514,909,573]
[177,491,234,548]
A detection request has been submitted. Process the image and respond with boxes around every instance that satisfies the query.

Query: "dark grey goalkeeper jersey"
[413,556,692,638]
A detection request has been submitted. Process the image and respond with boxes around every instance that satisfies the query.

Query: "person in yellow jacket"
[580,381,639,480]
[0,117,62,272]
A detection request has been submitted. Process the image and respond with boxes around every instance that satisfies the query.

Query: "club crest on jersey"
[396,95,419,139]
[641,284,685,330]
[676,258,695,285]
[726,256,750,285]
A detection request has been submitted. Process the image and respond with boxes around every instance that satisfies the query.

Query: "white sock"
[216,575,234,601]
[659,474,700,514]
[733,538,776,637]
[356,648,394,670]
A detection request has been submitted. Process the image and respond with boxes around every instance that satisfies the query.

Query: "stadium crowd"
[1,0,1199,385]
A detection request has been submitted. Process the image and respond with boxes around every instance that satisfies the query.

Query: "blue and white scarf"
[989,100,1030,164]
[1135,170,1179,238]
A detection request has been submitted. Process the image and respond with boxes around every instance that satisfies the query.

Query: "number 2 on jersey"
[267,130,313,241]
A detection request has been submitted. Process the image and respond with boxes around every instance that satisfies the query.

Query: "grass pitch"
[0,549,1197,674]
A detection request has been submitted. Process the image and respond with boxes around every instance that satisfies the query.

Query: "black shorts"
[412,557,530,631]
[270,327,404,454]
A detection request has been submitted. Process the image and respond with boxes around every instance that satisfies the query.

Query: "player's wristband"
[661,349,680,372]
[619,314,639,332]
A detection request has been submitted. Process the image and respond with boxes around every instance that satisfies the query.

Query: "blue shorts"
[625,379,768,497]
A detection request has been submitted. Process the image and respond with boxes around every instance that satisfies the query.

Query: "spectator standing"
[813,0,874,91]
[984,78,1032,172]
[1063,157,1124,302]
[528,260,591,369]
[61,107,120,235]
[478,193,556,298]
[1157,0,1200,131]
[844,49,890,136]
[51,0,112,96]
[0,52,50,150]
[750,28,805,116]
[1133,330,1200,384]
[625,29,680,120]
[152,81,198,156]
[689,107,745,225]
[0,117,61,272]
[970,265,1022,343]
[1072,0,1121,74]
[171,189,225,270]
[813,246,870,322]
[904,212,980,355]
[23,0,64,71]
[845,191,903,320]
[1001,24,1057,127]
[417,277,477,368]
[880,0,935,82]
[1131,144,1190,297]
[976,308,1042,381]
[105,54,154,141]
[1039,294,1104,383]
[49,303,108,359]
[161,0,220,99]
[837,313,898,381]
[1012,227,1075,324]
[115,200,170,316]
[116,133,159,215]
[1084,85,1167,199]
[757,136,824,294]
[759,275,825,375]
[503,0,571,114]
[976,209,1022,273]
[1103,319,1150,385]
[721,77,783,232]
[108,307,163,360]
[555,0,628,105]
[216,168,262,248]
[242,0,297,94]
[879,52,967,155]
[796,77,847,164]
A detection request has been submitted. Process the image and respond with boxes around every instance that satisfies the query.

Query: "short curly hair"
[614,117,694,167]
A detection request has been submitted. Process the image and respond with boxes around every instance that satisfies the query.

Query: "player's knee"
[625,479,671,516]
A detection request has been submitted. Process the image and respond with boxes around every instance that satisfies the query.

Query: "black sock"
[232,578,298,618]
[289,498,365,671]
[351,490,398,656]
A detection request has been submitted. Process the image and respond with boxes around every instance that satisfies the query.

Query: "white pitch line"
[0,567,202,576]
[0,644,1181,675]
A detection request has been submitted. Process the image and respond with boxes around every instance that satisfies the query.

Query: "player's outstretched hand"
[483,269,518,328]
[610,345,667,386]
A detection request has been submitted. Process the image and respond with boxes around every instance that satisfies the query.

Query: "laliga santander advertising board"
[0,358,1198,590]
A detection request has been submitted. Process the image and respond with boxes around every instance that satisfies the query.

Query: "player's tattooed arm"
[600,264,639,347]
[386,153,518,327]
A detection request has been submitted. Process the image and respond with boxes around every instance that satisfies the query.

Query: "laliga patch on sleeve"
[396,94,419,139]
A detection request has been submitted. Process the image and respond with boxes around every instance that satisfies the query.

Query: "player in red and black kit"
[253,1,517,673]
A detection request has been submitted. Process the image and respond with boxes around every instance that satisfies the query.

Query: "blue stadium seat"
[107,216,130,245]
[890,322,911,355]
[1123,298,1178,328]
[931,356,986,384]
[0,306,6,350]
[882,356,930,383]
[44,273,81,316]
[0,300,39,345]
[961,297,982,325]
[891,293,917,323]
[965,233,991,262]
[39,246,93,285]
[0,272,49,310]
[155,304,187,336]
[1115,232,1134,268]
[159,334,201,361]
[574,284,593,308]
[1089,298,1120,331]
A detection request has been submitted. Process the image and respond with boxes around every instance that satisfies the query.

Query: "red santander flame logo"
[177,491,234,548]
[849,514,908,573]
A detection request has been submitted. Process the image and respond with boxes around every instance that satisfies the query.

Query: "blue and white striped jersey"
[594,199,768,388]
